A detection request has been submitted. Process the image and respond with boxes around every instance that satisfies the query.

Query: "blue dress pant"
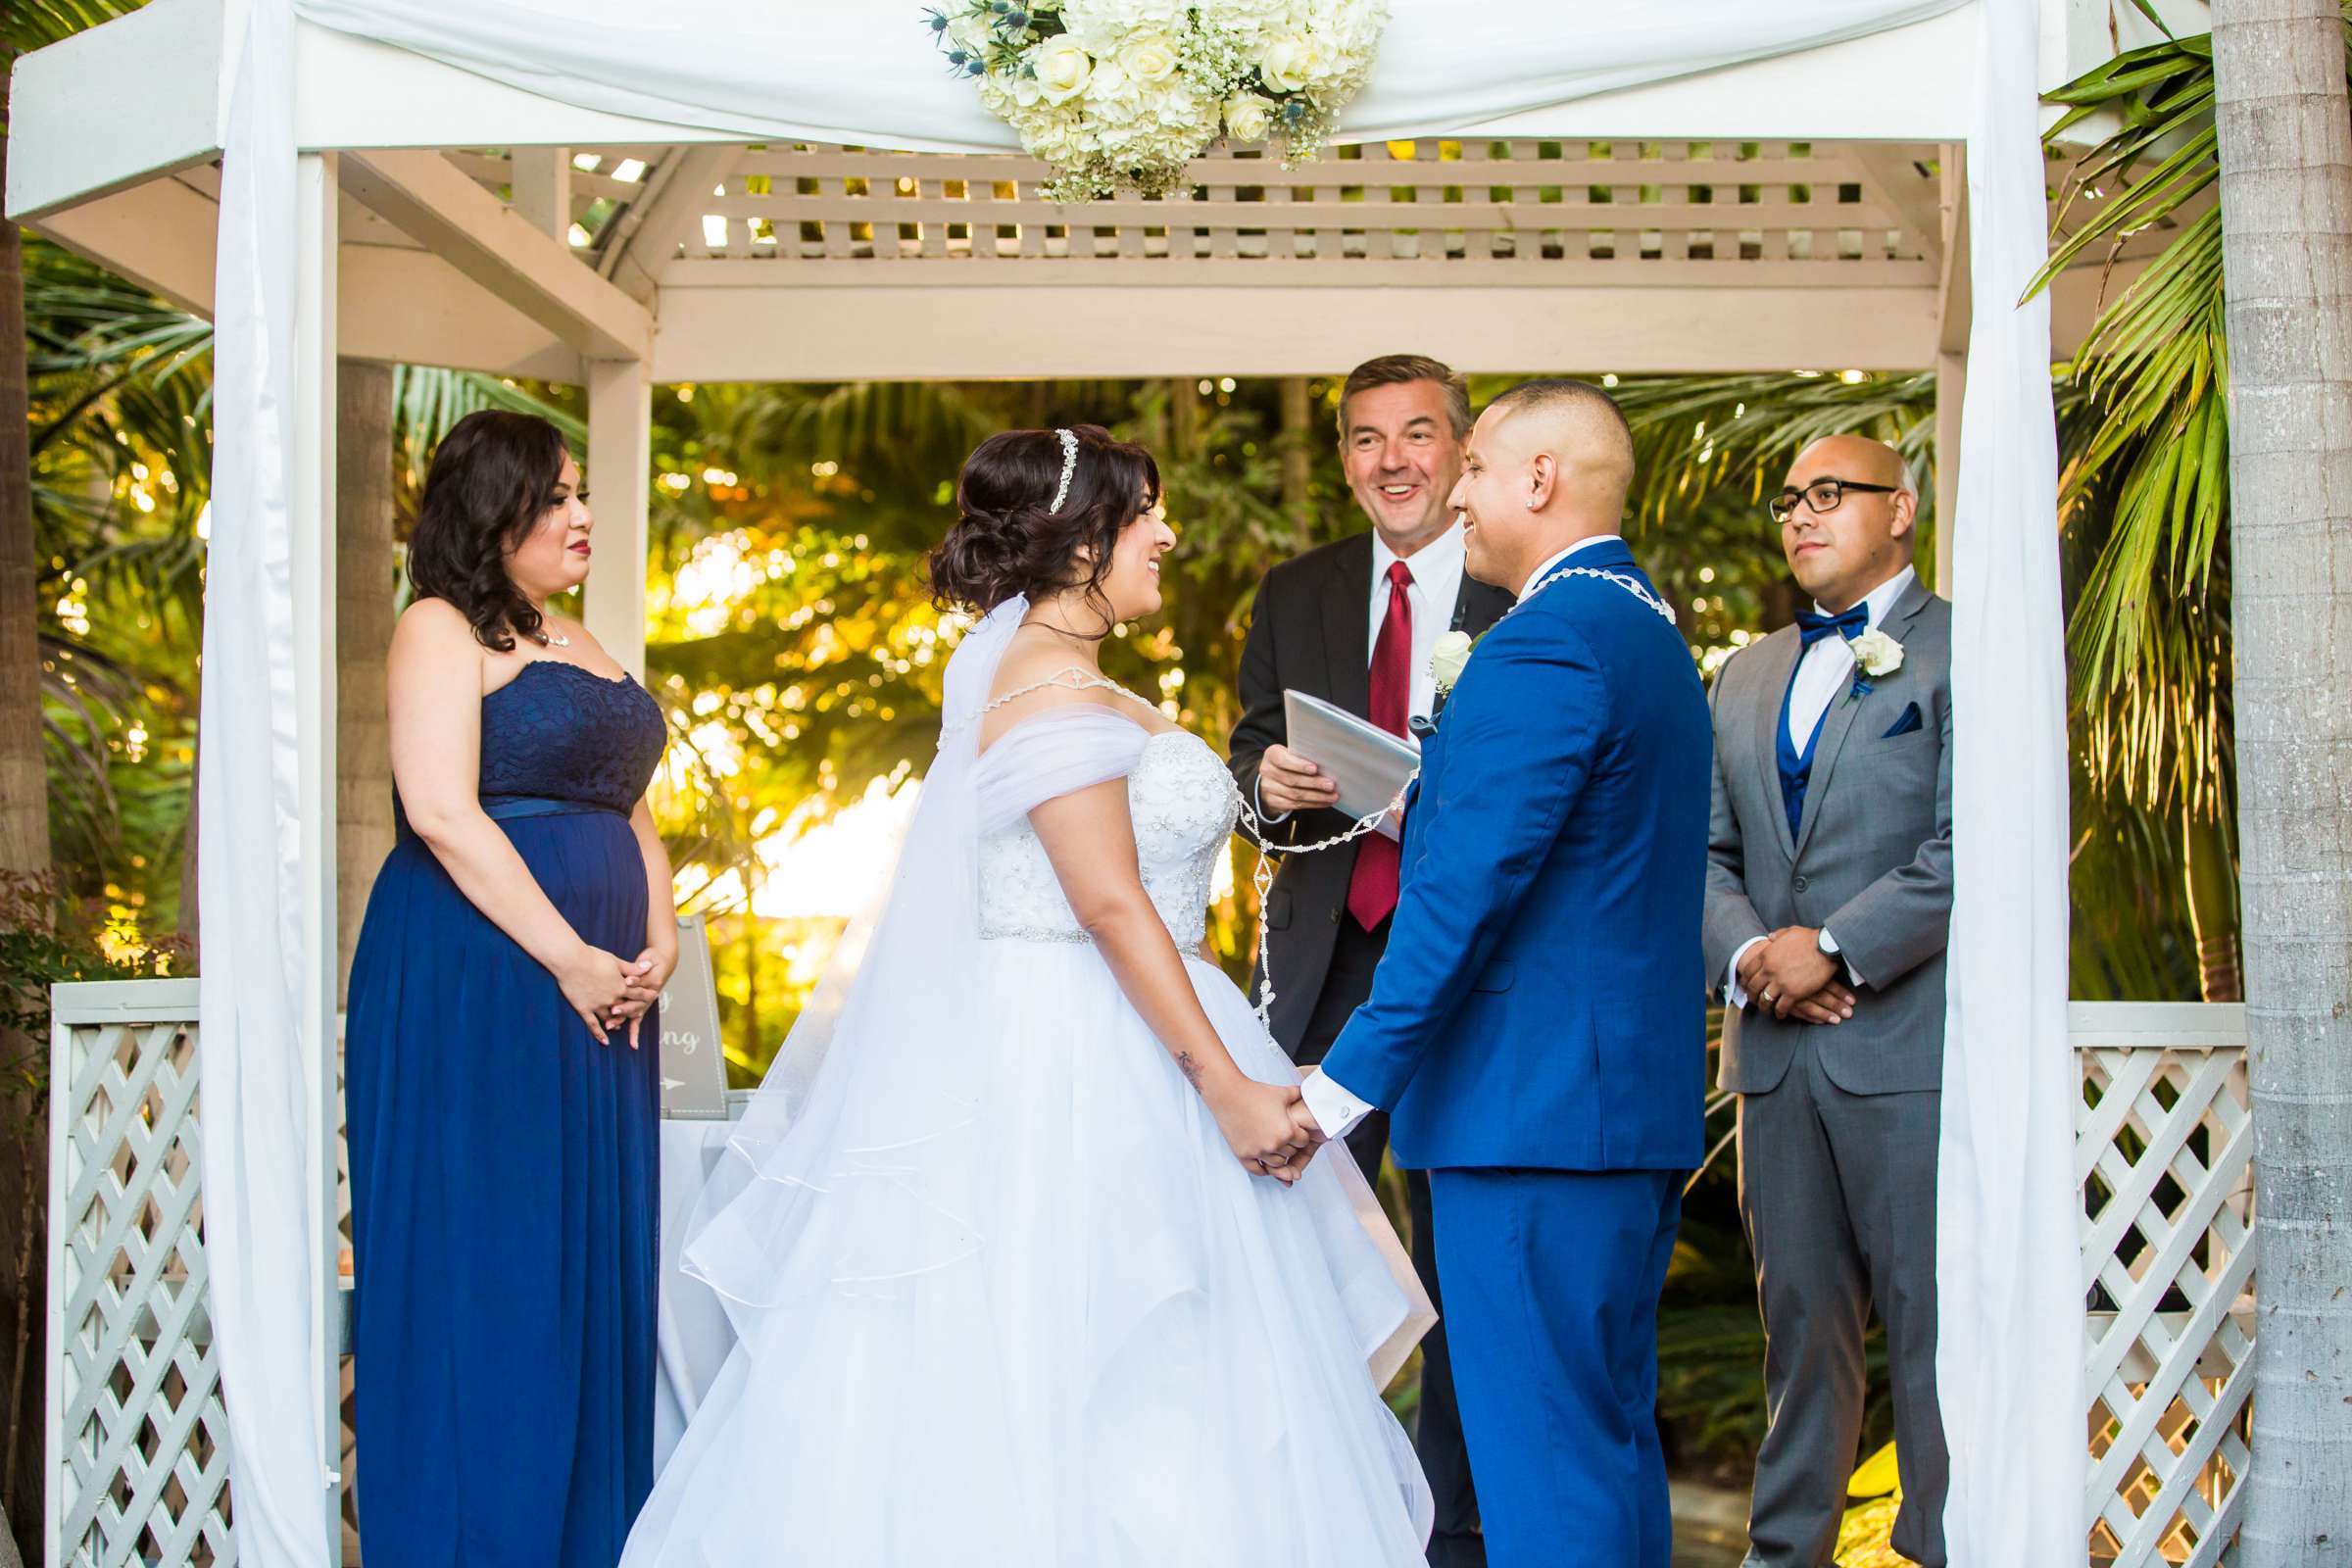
[1431,1168,1683,1568]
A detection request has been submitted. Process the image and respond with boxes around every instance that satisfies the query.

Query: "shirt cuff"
[1253,776,1291,826]
[1300,1067,1376,1143]
[1725,935,1768,1008]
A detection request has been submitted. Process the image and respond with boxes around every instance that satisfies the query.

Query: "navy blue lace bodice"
[476,661,666,812]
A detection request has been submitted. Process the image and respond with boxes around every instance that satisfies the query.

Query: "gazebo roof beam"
[340,149,654,363]
[599,145,742,297]
[28,173,219,316]
[4,0,223,221]
[1846,144,1947,269]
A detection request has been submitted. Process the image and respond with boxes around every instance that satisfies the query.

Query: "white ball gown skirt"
[619,944,1435,1566]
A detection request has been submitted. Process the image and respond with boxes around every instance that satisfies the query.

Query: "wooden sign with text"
[659,913,728,1120]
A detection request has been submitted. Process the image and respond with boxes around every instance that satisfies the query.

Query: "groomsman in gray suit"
[1703,434,1952,1568]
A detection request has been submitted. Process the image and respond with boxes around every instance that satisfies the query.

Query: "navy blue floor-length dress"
[346,660,667,1568]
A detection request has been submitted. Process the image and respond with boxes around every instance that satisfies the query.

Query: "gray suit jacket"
[1704,576,1953,1096]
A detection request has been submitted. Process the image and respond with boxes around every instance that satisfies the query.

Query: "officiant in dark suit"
[1229,354,1510,1568]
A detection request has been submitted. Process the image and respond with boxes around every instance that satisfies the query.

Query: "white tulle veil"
[680,595,1029,1320]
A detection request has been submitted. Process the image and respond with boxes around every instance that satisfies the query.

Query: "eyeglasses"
[1767,477,1900,526]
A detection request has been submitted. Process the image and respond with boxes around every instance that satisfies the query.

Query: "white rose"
[1030,36,1095,103]
[1120,31,1180,83]
[1430,629,1476,692]
[1259,33,1320,93]
[1223,94,1273,143]
[1849,628,1904,678]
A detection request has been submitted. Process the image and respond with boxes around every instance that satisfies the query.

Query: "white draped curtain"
[198,0,2080,1560]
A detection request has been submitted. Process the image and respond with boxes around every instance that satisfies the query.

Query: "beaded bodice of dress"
[978,728,1242,950]
[395,661,665,835]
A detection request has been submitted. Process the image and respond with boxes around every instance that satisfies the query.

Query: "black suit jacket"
[1228,530,1514,1058]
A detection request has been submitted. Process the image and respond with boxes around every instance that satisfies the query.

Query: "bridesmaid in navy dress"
[345,410,676,1567]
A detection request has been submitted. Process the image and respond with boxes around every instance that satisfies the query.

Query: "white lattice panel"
[47,982,235,1568]
[2075,1004,2255,1568]
[647,139,1943,279]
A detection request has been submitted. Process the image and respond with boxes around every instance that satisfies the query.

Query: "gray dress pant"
[1738,1032,1948,1568]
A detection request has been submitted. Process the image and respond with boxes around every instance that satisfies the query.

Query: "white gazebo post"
[586,358,654,679]
[1936,151,1970,587]
[294,148,349,1549]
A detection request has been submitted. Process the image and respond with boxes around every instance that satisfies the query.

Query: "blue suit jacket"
[1319,538,1712,1172]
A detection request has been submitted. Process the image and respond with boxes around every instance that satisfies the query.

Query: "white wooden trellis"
[654,139,1942,275]
[50,983,2254,1567]
[2072,1003,2255,1568]
[46,981,234,1568]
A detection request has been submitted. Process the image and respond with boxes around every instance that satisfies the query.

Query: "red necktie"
[1347,560,1413,931]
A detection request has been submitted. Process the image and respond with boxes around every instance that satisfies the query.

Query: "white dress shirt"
[1298,534,1621,1142]
[1721,564,1916,1007]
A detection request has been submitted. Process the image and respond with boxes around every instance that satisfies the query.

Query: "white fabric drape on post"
[198,0,336,1562]
[200,2,2079,1562]
[1938,0,2084,1559]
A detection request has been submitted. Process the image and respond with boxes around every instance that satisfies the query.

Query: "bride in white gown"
[620,424,1433,1566]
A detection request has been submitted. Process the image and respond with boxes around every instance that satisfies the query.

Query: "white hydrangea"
[935,0,1388,201]
[1058,0,1187,53]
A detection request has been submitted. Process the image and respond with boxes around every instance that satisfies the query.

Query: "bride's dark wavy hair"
[406,410,571,652]
[926,424,1161,620]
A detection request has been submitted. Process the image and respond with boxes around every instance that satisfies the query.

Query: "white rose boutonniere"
[1850,629,1903,678]
[1844,628,1904,704]
[1430,629,1476,695]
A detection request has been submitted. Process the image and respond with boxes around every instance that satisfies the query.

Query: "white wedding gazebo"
[12,1,2247,1565]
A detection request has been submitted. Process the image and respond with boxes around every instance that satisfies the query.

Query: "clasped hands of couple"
[1207,1069,1334,1186]
[1737,925,1860,1025]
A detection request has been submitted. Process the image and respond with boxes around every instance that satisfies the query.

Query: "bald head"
[1485,378,1637,509]
[1778,432,1919,612]
[1449,378,1638,595]
[1789,433,1915,498]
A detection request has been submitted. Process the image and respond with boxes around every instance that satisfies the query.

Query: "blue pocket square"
[1882,703,1924,739]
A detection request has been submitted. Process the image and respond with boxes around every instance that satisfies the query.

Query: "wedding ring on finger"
[1761,987,1779,1004]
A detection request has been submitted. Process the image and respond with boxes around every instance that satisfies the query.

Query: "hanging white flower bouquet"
[924,0,1390,202]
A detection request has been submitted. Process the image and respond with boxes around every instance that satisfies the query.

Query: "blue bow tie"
[1796,605,1870,647]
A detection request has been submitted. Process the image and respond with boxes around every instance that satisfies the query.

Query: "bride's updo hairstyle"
[407,409,570,652]
[927,423,1161,617]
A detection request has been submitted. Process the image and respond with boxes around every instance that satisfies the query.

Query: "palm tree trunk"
[0,53,46,882]
[0,50,55,1565]
[1279,375,1312,551]
[2211,0,2352,1558]
[336,361,396,1005]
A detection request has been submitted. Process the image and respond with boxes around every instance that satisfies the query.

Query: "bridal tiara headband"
[1051,427,1080,513]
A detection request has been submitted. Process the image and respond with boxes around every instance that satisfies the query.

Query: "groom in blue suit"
[1299,380,1711,1568]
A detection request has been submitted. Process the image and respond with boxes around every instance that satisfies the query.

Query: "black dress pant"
[1296,914,1485,1568]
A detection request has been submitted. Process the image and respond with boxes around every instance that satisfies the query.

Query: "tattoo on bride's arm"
[1176,1051,1204,1089]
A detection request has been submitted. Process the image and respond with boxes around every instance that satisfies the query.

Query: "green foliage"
[2034,27,2236,821]
[0,873,182,1072]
